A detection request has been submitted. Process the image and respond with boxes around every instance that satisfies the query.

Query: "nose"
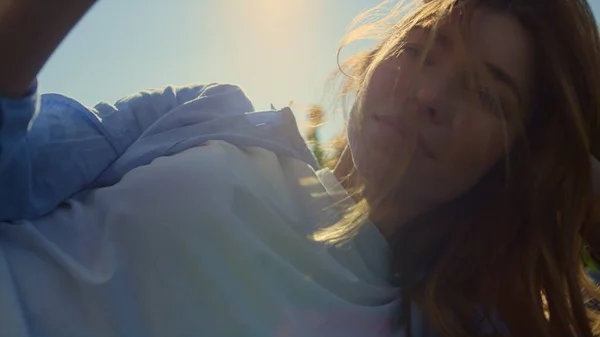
[413,65,457,126]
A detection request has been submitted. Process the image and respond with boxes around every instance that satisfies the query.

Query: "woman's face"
[347,7,534,210]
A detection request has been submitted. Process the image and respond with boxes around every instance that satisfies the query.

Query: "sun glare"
[207,0,326,110]
[236,0,314,40]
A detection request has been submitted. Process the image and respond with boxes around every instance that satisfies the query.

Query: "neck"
[332,147,430,240]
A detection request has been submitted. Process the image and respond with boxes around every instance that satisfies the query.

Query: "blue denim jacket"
[0,83,317,221]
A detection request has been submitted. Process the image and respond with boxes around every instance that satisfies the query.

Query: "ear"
[592,155,600,195]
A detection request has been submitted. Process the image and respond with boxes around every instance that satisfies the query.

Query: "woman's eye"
[403,44,421,57]
[477,87,505,116]
[402,43,434,66]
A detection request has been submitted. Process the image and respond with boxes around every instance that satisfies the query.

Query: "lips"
[373,114,437,159]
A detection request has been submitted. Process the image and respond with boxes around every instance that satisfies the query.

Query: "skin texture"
[336,8,534,236]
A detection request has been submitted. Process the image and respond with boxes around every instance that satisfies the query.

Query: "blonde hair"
[314,0,600,336]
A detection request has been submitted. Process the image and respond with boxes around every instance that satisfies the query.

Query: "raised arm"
[0,0,96,97]
[0,0,95,221]
[0,1,255,220]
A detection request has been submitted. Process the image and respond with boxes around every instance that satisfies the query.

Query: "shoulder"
[78,140,304,232]
[113,141,281,204]
[98,83,253,112]
[122,140,245,183]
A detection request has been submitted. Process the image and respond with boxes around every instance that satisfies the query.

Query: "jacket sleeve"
[0,83,253,221]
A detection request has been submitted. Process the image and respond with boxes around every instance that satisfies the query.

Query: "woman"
[2,0,600,336]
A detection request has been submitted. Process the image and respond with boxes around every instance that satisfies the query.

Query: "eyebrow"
[484,62,523,105]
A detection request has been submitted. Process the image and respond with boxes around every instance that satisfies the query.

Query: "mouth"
[373,114,437,160]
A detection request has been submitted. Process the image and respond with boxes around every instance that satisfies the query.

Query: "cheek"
[363,58,416,109]
[445,116,507,190]
[409,114,507,204]
[347,102,410,185]
[348,61,417,177]
[347,106,370,175]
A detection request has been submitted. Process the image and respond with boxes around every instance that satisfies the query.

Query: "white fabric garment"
[0,140,403,337]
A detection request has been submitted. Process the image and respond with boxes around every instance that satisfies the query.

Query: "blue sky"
[39,0,382,111]
[39,0,600,132]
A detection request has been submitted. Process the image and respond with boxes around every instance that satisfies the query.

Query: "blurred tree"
[306,105,345,169]
[306,105,326,167]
